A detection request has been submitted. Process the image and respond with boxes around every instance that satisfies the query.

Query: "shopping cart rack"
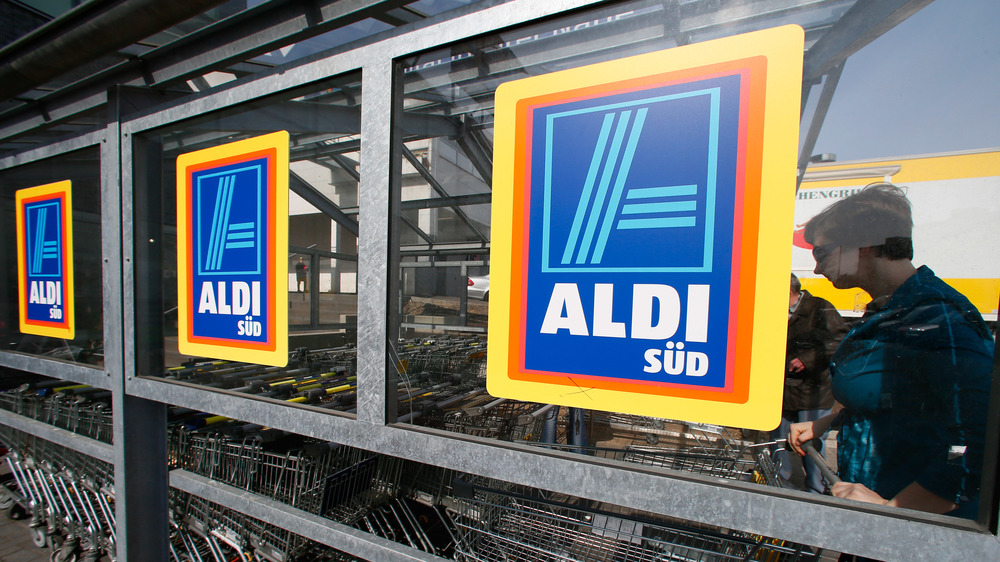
[170,491,364,562]
[0,424,117,561]
[445,477,818,562]
[0,385,113,444]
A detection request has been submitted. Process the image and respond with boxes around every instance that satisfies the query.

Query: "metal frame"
[0,0,998,560]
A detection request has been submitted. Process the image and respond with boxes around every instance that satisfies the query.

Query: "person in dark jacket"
[789,183,993,519]
[772,273,846,492]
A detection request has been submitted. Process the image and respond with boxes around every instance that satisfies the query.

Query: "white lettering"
[643,348,661,373]
[45,281,60,305]
[663,341,685,375]
[252,282,261,316]
[643,342,709,377]
[232,282,251,315]
[540,283,711,343]
[685,285,710,343]
[631,284,680,340]
[198,281,262,317]
[29,281,40,304]
[217,282,231,314]
[198,282,217,314]
[686,351,709,376]
[237,316,262,337]
[592,284,625,338]
[540,283,589,335]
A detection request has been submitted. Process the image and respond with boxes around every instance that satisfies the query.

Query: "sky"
[808,0,1000,162]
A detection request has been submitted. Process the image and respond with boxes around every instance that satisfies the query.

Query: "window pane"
[392,0,999,524]
[0,147,104,367]
[137,73,362,416]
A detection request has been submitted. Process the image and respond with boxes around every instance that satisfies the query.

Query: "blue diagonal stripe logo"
[542,87,721,273]
[204,174,242,271]
[558,107,703,266]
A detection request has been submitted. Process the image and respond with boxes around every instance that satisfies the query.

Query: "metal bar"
[796,63,844,192]
[125,377,1000,561]
[114,396,169,561]
[452,116,493,187]
[142,0,415,88]
[289,170,360,237]
[120,0,606,135]
[0,129,104,168]
[0,352,110,390]
[402,145,488,243]
[0,409,114,463]
[355,54,397,426]
[803,0,935,80]
[329,153,361,182]
[401,213,435,245]
[0,0,229,100]
[169,469,448,561]
[112,85,171,562]
[289,245,357,262]
[801,441,841,485]
[401,192,492,211]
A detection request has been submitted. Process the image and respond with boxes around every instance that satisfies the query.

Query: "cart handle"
[801,439,841,485]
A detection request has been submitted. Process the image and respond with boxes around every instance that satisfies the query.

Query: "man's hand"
[787,421,815,456]
[832,482,888,505]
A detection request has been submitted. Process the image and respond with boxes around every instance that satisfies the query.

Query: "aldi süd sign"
[176,131,289,367]
[488,26,804,429]
[16,181,75,339]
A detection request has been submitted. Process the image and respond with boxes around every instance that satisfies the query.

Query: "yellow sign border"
[15,180,76,340]
[176,131,289,366]
[487,26,803,430]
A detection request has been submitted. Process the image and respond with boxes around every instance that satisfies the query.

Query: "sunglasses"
[811,243,839,264]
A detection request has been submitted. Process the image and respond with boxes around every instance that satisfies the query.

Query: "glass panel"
[392,0,999,524]
[152,409,816,560]
[0,147,105,367]
[136,73,362,416]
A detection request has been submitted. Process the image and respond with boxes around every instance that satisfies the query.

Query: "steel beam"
[402,145,487,243]
[803,0,935,80]
[290,170,360,237]
[0,408,114,463]
[796,63,844,191]
[125,376,1000,562]
[169,470,448,561]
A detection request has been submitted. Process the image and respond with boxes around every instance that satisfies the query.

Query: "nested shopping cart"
[169,427,460,557]
[445,476,817,562]
[169,491,365,562]
[1,423,117,561]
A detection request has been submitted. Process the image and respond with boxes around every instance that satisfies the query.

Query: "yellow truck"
[793,148,1000,321]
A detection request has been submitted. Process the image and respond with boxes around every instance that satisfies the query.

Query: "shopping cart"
[1,424,117,561]
[0,385,113,444]
[446,476,818,562]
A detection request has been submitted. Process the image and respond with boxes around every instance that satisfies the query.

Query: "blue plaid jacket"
[831,266,993,519]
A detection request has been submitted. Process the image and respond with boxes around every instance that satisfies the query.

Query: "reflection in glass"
[390,0,999,520]
[0,148,104,367]
[139,74,361,415]
[789,183,993,519]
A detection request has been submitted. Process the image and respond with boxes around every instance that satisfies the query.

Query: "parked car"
[467,274,489,301]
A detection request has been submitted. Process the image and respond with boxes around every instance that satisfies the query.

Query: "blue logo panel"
[191,157,269,343]
[523,75,742,389]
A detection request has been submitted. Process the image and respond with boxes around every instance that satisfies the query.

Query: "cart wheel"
[0,478,15,508]
[52,547,78,562]
[49,533,63,550]
[31,527,47,548]
[7,503,27,520]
